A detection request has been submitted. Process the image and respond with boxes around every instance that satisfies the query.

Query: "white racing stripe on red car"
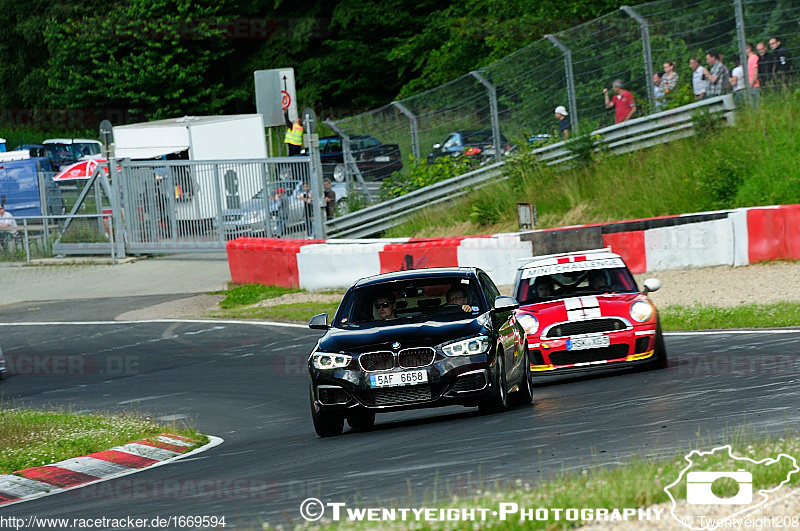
[564,296,601,320]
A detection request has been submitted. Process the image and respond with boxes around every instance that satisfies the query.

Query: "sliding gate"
[119,157,317,253]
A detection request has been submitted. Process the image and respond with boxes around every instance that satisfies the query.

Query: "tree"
[45,0,236,120]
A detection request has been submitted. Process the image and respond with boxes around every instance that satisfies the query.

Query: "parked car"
[512,248,666,376]
[219,179,347,239]
[316,135,402,181]
[307,267,532,437]
[14,143,80,170]
[426,130,515,164]
[44,138,103,160]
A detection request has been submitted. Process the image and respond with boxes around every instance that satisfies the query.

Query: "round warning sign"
[280,90,291,110]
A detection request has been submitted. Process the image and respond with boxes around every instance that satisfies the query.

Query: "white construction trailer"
[112,115,271,222]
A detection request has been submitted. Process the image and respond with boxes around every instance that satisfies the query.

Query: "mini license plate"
[374,156,391,162]
[567,335,610,351]
[369,370,428,388]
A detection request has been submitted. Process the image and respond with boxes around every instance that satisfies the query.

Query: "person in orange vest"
[284,110,303,156]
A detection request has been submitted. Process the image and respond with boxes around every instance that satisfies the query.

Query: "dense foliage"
[0,0,643,125]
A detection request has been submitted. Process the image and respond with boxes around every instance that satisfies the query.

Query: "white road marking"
[117,393,185,405]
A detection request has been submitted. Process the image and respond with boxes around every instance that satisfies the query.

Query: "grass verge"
[215,283,301,308]
[308,432,800,530]
[0,406,208,474]
[660,302,800,331]
[210,301,341,322]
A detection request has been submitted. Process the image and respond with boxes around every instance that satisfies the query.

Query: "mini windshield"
[516,267,638,305]
[334,277,486,329]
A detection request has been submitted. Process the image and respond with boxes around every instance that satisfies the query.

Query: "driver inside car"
[532,277,554,300]
[587,270,611,291]
[374,294,397,320]
[445,287,472,313]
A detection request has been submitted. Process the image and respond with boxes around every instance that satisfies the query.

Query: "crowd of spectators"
[593,36,794,127]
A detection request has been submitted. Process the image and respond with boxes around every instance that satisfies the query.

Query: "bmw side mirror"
[309,313,329,330]
[643,278,661,294]
[432,143,441,149]
[493,296,519,313]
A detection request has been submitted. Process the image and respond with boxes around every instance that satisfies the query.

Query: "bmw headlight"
[630,300,654,322]
[442,336,490,357]
[517,314,539,335]
[311,352,352,370]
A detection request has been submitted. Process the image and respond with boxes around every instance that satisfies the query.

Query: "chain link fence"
[331,0,797,174]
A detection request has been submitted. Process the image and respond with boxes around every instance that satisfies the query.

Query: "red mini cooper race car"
[512,249,666,374]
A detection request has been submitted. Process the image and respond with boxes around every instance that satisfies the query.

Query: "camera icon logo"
[686,469,752,505]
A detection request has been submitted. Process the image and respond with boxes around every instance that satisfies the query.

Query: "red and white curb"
[0,433,223,507]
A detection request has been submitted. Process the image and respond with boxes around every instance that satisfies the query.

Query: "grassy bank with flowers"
[0,406,207,474]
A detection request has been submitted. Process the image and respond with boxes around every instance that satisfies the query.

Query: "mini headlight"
[516,314,539,335]
[312,352,352,370]
[442,336,490,357]
[630,300,654,322]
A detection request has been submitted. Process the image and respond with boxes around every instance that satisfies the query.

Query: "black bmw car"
[307,268,533,437]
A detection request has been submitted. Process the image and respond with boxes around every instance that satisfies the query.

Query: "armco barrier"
[225,204,800,290]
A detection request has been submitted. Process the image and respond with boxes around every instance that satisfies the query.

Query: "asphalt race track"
[1,297,800,528]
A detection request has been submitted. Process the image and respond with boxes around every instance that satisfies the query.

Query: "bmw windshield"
[334,277,487,329]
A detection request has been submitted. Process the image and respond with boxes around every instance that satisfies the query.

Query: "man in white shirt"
[0,204,18,252]
[689,57,708,99]
[730,57,745,104]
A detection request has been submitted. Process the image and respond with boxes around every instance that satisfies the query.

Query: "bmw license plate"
[374,156,391,162]
[369,370,428,388]
[567,335,610,351]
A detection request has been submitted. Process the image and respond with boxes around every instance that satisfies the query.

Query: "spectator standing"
[746,43,761,106]
[603,80,636,123]
[273,187,289,237]
[660,61,679,94]
[756,42,775,89]
[323,178,336,220]
[653,71,666,110]
[299,181,314,238]
[283,110,304,156]
[769,37,793,85]
[689,57,708,99]
[730,57,746,104]
[554,106,571,138]
[704,52,730,97]
[0,204,18,252]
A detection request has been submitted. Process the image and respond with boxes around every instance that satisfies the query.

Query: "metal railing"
[533,94,735,166]
[325,93,736,238]
[325,162,505,239]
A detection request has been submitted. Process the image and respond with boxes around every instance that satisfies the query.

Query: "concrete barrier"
[225,204,800,289]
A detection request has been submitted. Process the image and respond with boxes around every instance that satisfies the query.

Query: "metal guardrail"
[326,162,505,239]
[533,94,735,166]
[325,95,736,239]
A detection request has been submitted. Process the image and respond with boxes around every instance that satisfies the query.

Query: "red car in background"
[512,249,667,375]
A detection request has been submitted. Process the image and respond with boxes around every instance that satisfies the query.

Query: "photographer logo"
[686,469,752,505]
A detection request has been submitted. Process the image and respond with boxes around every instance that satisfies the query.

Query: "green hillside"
[385,90,800,238]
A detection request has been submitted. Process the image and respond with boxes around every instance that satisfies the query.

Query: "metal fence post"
[390,101,420,161]
[545,34,579,135]
[110,158,126,258]
[733,0,751,96]
[621,6,655,107]
[470,71,502,163]
[304,113,326,239]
